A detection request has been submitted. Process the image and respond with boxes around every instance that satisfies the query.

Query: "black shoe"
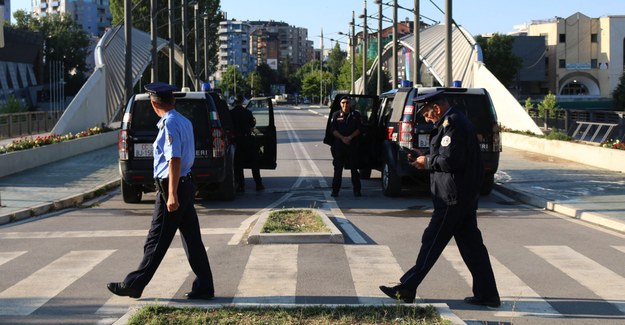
[354,190,362,197]
[464,296,501,308]
[256,183,265,191]
[107,282,142,298]
[185,291,215,300]
[379,284,415,303]
[330,191,339,197]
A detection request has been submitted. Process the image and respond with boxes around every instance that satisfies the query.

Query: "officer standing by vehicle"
[230,95,264,192]
[107,82,215,300]
[379,90,500,307]
[329,95,362,197]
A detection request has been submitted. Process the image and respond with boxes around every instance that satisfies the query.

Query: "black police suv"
[118,90,236,203]
[324,87,501,197]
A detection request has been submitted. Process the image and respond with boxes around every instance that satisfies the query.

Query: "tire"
[359,168,372,180]
[121,179,142,203]
[382,162,401,197]
[480,172,495,195]
[216,157,236,201]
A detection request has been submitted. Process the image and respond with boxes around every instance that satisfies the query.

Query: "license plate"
[134,143,153,157]
[417,134,430,148]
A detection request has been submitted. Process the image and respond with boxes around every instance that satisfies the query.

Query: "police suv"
[324,87,501,196]
[118,90,236,203]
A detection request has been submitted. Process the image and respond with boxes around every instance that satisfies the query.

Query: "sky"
[9,0,625,49]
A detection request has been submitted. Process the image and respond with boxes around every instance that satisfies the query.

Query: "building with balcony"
[30,0,112,37]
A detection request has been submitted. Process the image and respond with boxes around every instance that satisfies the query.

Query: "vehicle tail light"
[212,127,225,157]
[387,126,394,140]
[492,122,502,152]
[399,121,413,148]
[119,130,129,160]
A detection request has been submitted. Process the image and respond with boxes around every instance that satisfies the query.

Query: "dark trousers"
[123,179,214,294]
[234,137,262,189]
[331,144,361,192]
[399,198,499,300]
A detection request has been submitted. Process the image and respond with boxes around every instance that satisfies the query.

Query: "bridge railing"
[0,111,62,140]
[527,108,625,143]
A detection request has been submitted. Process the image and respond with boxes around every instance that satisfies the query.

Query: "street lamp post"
[362,0,368,95]
[392,0,398,88]
[194,3,200,90]
[351,12,356,93]
[124,0,132,104]
[203,13,208,84]
[413,0,420,85]
[377,0,382,95]
[168,0,175,85]
[150,0,157,82]
[445,0,452,86]
[181,0,189,89]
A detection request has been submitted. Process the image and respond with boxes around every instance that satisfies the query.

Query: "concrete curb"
[113,302,466,325]
[248,208,344,244]
[0,178,120,225]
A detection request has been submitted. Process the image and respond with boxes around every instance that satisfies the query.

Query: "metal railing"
[527,108,625,143]
[0,111,62,140]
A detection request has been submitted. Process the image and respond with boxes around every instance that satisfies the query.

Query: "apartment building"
[31,0,112,37]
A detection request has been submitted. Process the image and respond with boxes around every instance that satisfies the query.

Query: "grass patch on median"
[127,305,448,324]
[262,209,329,233]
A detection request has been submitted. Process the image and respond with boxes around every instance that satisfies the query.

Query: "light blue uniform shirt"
[153,109,195,179]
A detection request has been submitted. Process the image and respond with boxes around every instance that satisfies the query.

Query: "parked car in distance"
[118,90,236,203]
[324,87,501,196]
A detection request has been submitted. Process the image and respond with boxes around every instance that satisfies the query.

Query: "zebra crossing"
[1,244,625,320]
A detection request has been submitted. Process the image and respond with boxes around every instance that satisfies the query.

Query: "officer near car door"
[107,82,215,300]
[379,90,500,307]
[329,95,362,197]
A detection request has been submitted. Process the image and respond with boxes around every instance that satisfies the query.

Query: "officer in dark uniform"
[107,82,214,300]
[329,95,363,197]
[230,95,264,192]
[379,90,500,307]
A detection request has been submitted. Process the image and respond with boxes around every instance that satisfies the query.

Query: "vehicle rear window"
[130,101,160,132]
[445,94,495,133]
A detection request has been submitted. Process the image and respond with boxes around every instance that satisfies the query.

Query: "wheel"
[382,162,401,197]
[480,172,495,195]
[359,168,372,180]
[216,157,236,201]
[121,179,142,203]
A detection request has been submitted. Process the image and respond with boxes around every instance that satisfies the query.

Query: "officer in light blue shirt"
[107,82,215,300]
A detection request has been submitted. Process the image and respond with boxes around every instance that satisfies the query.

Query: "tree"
[0,96,27,114]
[12,10,90,96]
[612,70,625,111]
[538,91,559,118]
[475,33,522,88]
[326,42,345,76]
[219,65,247,97]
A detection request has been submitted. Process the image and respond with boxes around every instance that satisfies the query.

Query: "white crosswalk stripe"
[233,245,298,304]
[528,245,625,314]
[612,246,625,255]
[0,251,26,267]
[96,248,196,315]
[345,245,409,304]
[442,246,561,317]
[0,250,115,316]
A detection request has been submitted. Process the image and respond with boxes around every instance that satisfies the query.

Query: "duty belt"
[155,173,192,201]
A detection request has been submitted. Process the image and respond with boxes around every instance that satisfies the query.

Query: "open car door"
[245,97,277,169]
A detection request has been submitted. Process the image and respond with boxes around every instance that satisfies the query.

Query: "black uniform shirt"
[230,105,256,137]
[330,110,362,146]
[425,107,483,206]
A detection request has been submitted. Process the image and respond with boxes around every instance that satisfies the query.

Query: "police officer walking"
[230,95,264,192]
[107,82,214,300]
[379,90,500,307]
[329,96,362,197]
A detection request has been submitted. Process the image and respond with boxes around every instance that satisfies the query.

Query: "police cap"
[414,90,445,114]
[144,82,178,101]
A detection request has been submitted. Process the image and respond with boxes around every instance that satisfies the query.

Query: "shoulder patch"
[441,135,451,147]
[166,134,173,145]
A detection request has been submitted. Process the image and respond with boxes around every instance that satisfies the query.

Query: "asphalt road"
[1,106,624,324]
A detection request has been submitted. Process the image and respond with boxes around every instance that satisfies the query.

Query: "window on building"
[561,82,588,95]
[559,59,566,68]
[591,33,598,43]
[559,33,566,43]
[591,59,597,68]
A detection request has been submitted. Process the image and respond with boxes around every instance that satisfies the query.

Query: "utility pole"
[182,0,188,88]
[362,0,367,95]
[150,0,157,82]
[413,0,420,85]
[124,0,132,104]
[392,0,398,88]
[445,0,452,86]
[351,11,356,93]
[194,3,200,90]
[377,0,382,95]
[168,0,175,85]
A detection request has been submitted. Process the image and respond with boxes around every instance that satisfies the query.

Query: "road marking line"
[0,250,115,316]
[233,245,298,304]
[612,246,625,255]
[0,251,26,266]
[345,245,410,304]
[443,246,561,317]
[0,228,236,239]
[96,248,195,315]
[528,245,625,314]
